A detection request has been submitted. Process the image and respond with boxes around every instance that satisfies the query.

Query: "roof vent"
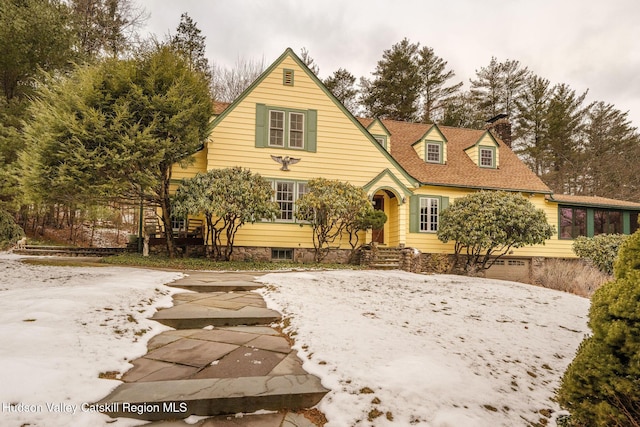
[283,69,294,86]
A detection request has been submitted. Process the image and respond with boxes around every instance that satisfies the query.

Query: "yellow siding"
[208,55,412,189]
[202,52,412,251]
[413,140,425,162]
[172,148,208,180]
[405,187,577,258]
[367,121,391,151]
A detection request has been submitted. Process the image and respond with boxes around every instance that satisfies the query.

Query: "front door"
[372,195,384,244]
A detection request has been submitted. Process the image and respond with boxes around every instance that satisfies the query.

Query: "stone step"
[151,292,281,328]
[97,374,329,421]
[370,263,400,270]
[171,280,263,293]
[143,411,316,426]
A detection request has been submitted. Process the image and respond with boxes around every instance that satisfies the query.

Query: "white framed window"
[273,180,308,222]
[426,143,442,163]
[269,110,285,147]
[420,197,439,232]
[480,147,495,168]
[289,112,305,149]
[275,181,294,221]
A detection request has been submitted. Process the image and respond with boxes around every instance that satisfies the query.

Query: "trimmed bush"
[558,231,640,426]
[572,234,628,275]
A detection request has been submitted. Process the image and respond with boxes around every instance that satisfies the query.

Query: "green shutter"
[623,211,631,234]
[440,196,449,211]
[255,104,267,147]
[409,195,420,233]
[306,109,317,152]
[586,208,595,237]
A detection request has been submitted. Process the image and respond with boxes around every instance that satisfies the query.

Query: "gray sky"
[137,0,640,128]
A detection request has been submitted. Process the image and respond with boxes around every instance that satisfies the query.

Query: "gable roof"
[360,118,551,193]
[211,48,418,185]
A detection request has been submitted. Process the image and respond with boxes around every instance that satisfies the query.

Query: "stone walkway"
[98,271,328,426]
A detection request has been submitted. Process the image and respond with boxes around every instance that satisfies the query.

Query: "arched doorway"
[371,188,401,247]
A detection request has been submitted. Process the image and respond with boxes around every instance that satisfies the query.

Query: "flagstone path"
[98,271,327,426]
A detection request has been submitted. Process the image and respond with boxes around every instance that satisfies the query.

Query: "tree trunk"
[159,165,176,258]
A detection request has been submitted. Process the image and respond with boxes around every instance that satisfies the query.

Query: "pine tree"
[543,83,591,193]
[417,46,462,123]
[171,13,212,83]
[558,231,640,426]
[470,57,529,120]
[361,38,421,121]
[583,102,640,201]
[324,68,359,114]
[515,75,552,175]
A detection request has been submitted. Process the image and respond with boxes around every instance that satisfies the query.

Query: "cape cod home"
[171,48,640,281]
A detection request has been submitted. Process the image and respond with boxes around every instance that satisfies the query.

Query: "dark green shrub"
[558,231,640,426]
[0,209,25,249]
[572,234,628,275]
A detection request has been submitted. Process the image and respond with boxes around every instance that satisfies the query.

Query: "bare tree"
[211,56,265,102]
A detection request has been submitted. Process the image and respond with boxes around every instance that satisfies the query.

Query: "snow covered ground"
[0,254,183,427]
[258,270,591,427]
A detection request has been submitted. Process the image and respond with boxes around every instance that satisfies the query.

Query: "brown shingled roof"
[377,119,551,193]
[547,194,640,210]
[213,101,230,115]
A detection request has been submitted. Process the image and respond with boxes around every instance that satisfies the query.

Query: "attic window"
[480,147,496,168]
[426,142,442,163]
[283,69,294,86]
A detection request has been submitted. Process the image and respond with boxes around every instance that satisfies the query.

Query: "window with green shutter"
[410,195,449,233]
[255,104,317,152]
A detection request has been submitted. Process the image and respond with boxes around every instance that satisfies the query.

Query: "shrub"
[437,191,554,272]
[533,259,610,297]
[572,234,628,275]
[558,231,640,426]
[0,209,25,250]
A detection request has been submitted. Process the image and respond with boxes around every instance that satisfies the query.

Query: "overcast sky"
[136,0,640,128]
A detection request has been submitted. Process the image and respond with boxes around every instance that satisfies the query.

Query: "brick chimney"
[485,114,512,148]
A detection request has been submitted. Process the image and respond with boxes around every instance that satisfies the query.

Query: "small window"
[373,135,387,149]
[480,147,495,168]
[283,69,294,86]
[269,111,285,147]
[420,197,439,232]
[631,212,639,234]
[289,112,304,148]
[508,260,526,266]
[272,248,293,260]
[426,143,441,163]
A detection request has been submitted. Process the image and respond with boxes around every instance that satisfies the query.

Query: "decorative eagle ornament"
[270,155,301,171]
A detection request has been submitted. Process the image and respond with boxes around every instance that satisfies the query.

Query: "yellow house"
[172,48,640,274]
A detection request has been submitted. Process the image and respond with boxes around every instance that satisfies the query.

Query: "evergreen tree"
[21,46,213,257]
[170,12,212,82]
[558,231,640,426]
[543,83,591,194]
[0,0,76,101]
[324,68,359,114]
[514,75,552,175]
[361,38,421,121]
[417,46,462,123]
[439,91,485,129]
[470,57,529,120]
[583,102,640,201]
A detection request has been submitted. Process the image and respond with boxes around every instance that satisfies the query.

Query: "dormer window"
[373,135,388,149]
[426,142,442,163]
[480,147,496,168]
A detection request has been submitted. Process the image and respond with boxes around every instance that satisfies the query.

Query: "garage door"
[486,258,530,283]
